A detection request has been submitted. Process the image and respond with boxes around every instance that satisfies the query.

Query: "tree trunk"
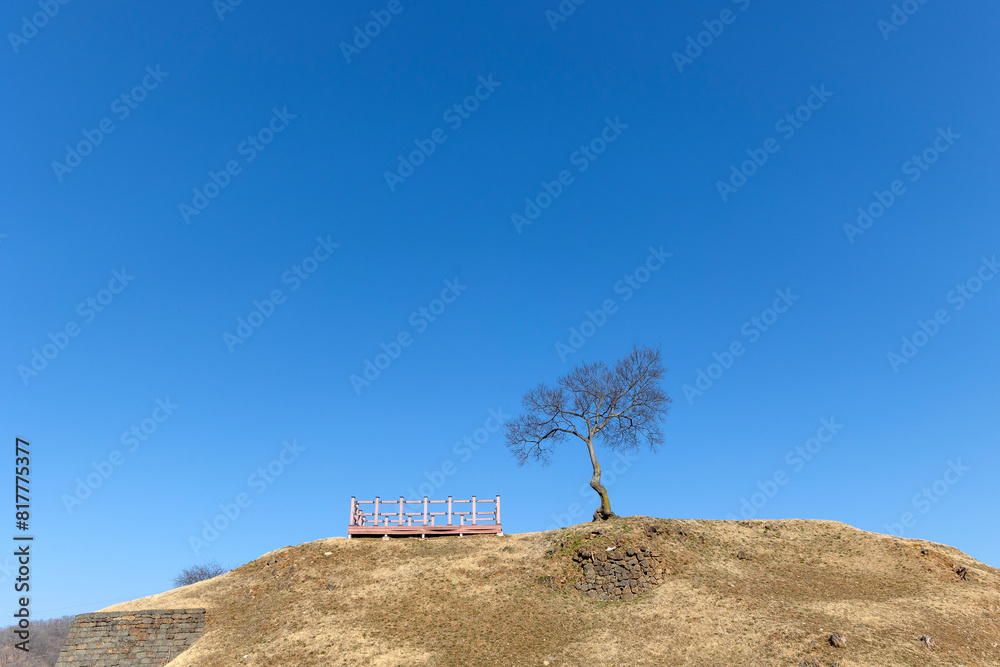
[585,438,617,521]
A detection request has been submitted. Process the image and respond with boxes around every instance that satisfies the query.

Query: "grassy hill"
[102,518,1000,666]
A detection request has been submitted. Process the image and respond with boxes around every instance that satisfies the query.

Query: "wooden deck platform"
[348,495,502,538]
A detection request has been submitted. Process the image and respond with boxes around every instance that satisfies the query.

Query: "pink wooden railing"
[349,495,500,529]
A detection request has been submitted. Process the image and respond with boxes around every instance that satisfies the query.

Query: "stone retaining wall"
[572,544,668,600]
[55,609,205,666]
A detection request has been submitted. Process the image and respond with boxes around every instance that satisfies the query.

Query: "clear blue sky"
[2,1,997,620]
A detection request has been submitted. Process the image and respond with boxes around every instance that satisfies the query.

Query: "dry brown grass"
[102,517,1000,666]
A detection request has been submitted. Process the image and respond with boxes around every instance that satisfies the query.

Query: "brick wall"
[54,609,205,666]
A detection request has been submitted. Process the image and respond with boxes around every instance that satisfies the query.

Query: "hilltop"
[102,518,1000,666]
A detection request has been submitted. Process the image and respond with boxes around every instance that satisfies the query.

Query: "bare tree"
[0,615,74,666]
[172,560,228,588]
[505,345,671,521]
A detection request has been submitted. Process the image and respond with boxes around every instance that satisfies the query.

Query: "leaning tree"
[505,344,671,521]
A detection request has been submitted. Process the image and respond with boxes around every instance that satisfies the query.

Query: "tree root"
[592,507,618,522]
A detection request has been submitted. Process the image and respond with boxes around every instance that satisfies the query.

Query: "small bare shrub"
[173,560,228,587]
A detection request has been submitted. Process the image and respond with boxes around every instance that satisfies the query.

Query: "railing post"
[399,496,404,526]
[447,496,452,526]
[423,497,428,526]
[350,496,356,526]
[496,495,500,525]
[471,495,477,525]
[374,496,380,527]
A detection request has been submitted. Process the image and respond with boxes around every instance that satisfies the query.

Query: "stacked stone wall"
[54,609,205,666]
[572,545,667,600]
